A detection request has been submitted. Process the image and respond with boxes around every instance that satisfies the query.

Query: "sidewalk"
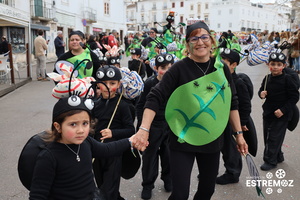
[0,57,56,97]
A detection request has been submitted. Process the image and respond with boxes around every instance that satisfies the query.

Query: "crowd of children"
[18,20,300,200]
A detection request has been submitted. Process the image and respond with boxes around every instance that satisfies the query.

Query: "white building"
[210,0,291,32]
[125,0,292,34]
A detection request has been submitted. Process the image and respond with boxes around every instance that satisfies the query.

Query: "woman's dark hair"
[87,35,96,43]
[43,110,92,142]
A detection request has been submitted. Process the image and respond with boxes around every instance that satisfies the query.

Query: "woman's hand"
[235,134,248,155]
[130,129,149,151]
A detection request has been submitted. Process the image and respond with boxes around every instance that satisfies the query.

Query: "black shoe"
[164,181,173,192]
[277,155,284,163]
[216,174,239,185]
[141,188,152,200]
[260,162,277,171]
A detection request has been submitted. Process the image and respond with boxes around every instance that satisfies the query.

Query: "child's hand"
[145,60,150,64]
[260,90,267,99]
[100,129,112,140]
[274,109,283,118]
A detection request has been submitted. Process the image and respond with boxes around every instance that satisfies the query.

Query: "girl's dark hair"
[42,110,92,142]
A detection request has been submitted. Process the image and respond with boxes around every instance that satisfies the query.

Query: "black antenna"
[68,58,91,96]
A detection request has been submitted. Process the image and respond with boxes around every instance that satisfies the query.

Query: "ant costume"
[92,66,135,200]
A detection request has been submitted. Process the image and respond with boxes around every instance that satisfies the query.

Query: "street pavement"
[0,57,299,200]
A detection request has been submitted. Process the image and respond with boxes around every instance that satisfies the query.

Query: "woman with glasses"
[131,21,248,200]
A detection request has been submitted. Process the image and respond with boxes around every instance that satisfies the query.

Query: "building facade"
[125,0,294,34]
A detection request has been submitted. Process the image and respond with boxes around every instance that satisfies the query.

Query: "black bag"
[18,131,55,190]
[236,72,254,100]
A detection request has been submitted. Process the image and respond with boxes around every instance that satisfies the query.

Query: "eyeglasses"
[149,31,155,34]
[188,34,210,43]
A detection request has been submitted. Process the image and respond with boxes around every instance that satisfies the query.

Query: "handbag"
[291,50,300,58]
[291,39,300,58]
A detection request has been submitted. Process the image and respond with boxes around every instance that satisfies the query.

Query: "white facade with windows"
[125,0,292,34]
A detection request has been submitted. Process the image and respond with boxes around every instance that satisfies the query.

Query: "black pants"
[141,123,171,190]
[263,118,288,165]
[93,155,122,200]
[220,124,242,178]
[168,150,220,200]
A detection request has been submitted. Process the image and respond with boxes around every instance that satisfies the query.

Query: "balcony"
[30,0,53,22]
[83,7,97,23]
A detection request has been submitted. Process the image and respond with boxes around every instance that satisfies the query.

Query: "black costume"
[136,75,171,193]
[145,57,238,199]
[128,59,146,79]
[92,95,135,200]
[220,71,252,180]
[29,136,130,200]
[258,72,299,166]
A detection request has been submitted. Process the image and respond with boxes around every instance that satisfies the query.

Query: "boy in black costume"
[258,52,299,171]
[92,65,135,199]
[216,49,252,184]
[136,53,174,199]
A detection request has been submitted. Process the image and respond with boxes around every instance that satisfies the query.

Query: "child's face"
[131,54,139,60]
[268,61,285,76]
[222,58,237,72]
[55,111,90,145]
[155,63,172,80]
[97,80,120,99]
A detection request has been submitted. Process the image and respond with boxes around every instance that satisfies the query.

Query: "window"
[204,15,209,22]
[191,5,194,11]
[172,2,175,8]
[153,13,156,22]
[218,10,221,15]
[218,23,221,28]
[205,3,208,9]
[9,27,25,53]
[104,2,110,15]
[180,1,184,7]
[229,9,232,14]
[0,0,15,6]
[197,4,201,13]
[229,22,232,28]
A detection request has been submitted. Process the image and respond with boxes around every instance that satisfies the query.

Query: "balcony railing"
[30,0,53,21]
[83,7,97,23]
[0,0,15,7]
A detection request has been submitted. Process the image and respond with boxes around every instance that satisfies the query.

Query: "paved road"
[0,58,299,200]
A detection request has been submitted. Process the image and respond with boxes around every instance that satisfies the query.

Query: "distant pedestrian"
[54,31,65,58]
[34,29,49,81]
[0,36,9,54]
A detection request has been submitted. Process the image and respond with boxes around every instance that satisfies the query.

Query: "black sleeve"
[136,77,154,125]
[258,75,268,99]
[88,136,130,158]
[111,101,135,140]
[29,150,56,200]
[90,51,101,79]
[223,64,239,110]
[236,78,252,126]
